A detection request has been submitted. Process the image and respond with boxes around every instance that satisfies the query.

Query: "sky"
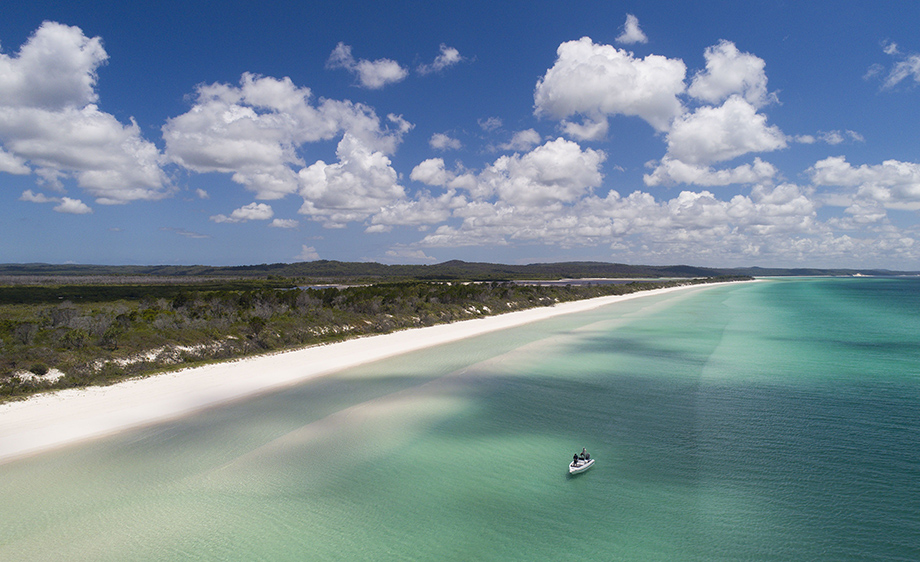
[2,1,920,269]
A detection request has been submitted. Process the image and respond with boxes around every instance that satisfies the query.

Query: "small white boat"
[569,457,595,475]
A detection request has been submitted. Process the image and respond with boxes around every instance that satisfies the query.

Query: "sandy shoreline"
[0,282,733,464]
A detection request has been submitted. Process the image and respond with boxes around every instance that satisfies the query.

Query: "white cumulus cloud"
[54,197,92,214]
[297,134,406,227]
[411,158,453,186]
[270,218,299,228]
[688,40,776,108]
[810,156,920,210]
[295,245,320,261]
[478,117,502,131]
[0,22,170,204]
[429,133,462,150]
[644,156,778,186]
[370,190,462,231]
[417,44,463,74]
[0,21,105,110]
[479,138,606,206]
[210,202,274,223]
[0,148,29,174]
[534,36,687,133]
[20,189,58,203]
[327,42,408,89]
[499,129,542,152]
[385,247,437,262]
[644,93,787,186]
[559,118,609,142]
[817,130,864,145]
[616,14,648,45]
[398,128,824,264]
[414,181,819,259]
[662,95,787,165]
[164,73,408,205]
[412,138,606,205]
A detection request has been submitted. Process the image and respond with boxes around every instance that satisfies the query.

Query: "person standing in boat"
[581,447,590,460]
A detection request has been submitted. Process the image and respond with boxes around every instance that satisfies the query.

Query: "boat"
[569,451,595,474]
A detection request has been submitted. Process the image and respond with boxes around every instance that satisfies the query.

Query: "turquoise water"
[1,278,918,561]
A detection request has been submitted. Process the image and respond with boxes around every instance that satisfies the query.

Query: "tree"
[248,316,266,336]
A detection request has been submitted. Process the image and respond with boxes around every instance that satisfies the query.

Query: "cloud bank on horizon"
[2,4,920,269]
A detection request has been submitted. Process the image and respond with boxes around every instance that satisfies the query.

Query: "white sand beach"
[0,283,730,464]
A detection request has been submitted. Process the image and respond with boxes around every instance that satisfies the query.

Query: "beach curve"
[0,282,739,464]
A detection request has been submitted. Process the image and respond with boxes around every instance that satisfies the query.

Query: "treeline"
[0,277,745,400]
[0,260,729,283]
[0,260,914,283]
[0,279,295,305]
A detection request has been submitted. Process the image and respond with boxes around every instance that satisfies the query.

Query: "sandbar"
[0,282,734,464]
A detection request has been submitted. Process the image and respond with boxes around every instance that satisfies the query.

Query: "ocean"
[1,278,918,561]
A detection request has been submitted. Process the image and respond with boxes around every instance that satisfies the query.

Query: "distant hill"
[724,266,916,277]
[0,260,915,283]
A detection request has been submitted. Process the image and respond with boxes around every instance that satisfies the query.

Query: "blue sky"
[2,1,920,269]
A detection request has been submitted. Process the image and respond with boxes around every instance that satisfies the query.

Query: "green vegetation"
[0,277,747,401]
[1,260,913,283]
[0,260,722,282]
[0,279,295,305]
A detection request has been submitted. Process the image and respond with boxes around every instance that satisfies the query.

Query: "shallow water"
[1,279,918,561]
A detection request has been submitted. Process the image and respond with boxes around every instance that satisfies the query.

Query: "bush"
[60,328,89,349]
